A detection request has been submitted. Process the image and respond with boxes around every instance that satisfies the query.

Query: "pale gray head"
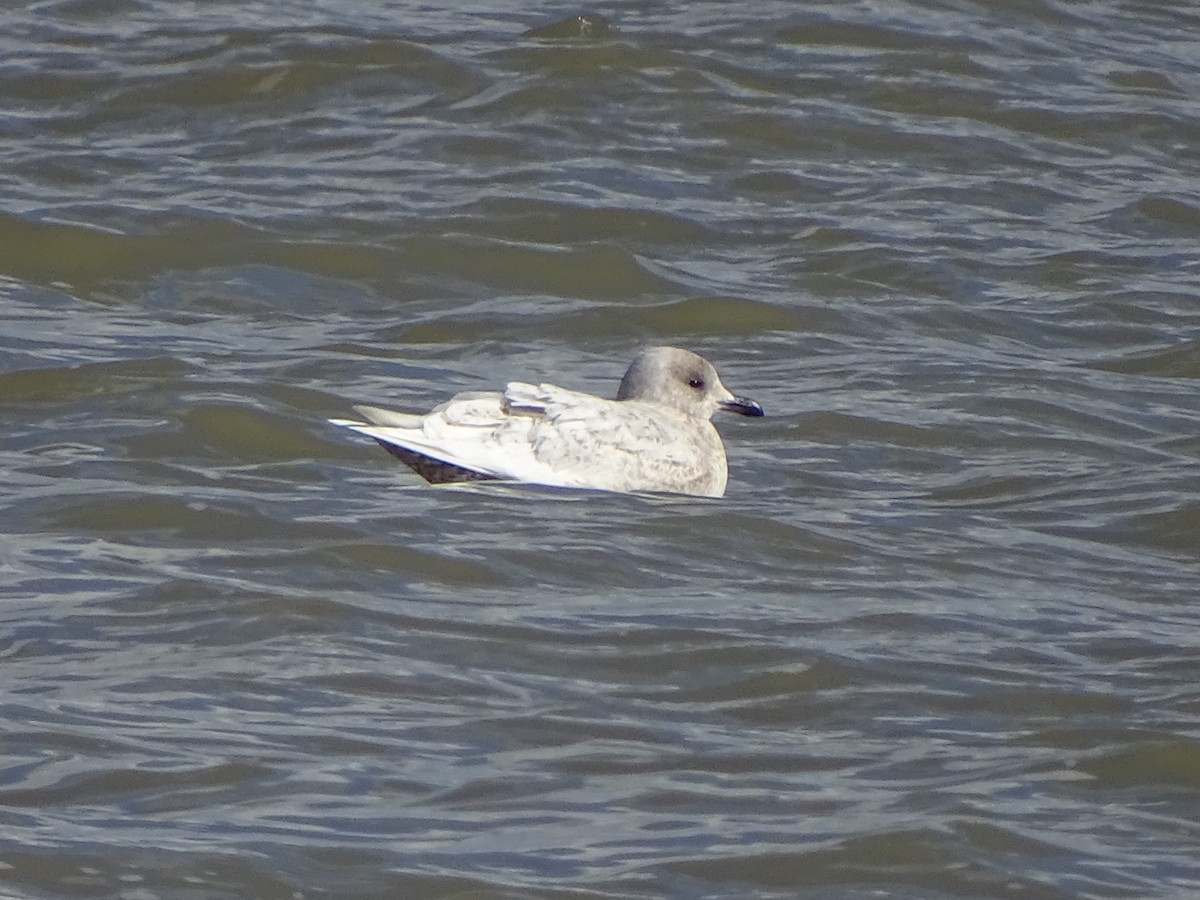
[616,347,765,420]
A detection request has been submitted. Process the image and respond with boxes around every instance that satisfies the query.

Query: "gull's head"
[616,346,765,420]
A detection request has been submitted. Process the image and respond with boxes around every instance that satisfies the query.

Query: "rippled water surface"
[3,1,1200,898]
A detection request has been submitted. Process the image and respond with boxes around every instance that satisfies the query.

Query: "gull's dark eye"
[687,376,705,390]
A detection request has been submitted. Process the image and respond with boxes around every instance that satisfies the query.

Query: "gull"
[330,346,764,498]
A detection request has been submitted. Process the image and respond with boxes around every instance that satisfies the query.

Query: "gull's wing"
[506,383,728,496]
[330,391,521,479]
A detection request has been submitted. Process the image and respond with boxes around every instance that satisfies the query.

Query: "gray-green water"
[3,2,1200,898]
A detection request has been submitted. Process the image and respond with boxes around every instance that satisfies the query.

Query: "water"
[3,1,1200,897]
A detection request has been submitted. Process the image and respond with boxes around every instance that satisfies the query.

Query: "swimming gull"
[329,346,764,498]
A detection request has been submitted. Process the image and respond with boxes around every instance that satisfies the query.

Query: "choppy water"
[3,1,1200,898]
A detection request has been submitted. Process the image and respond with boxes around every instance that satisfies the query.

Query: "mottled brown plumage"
[375,441,499,484]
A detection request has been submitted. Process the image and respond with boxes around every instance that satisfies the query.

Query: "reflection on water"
[2,1,1200,897]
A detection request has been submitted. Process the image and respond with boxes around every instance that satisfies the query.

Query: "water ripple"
[2,1,1200,898]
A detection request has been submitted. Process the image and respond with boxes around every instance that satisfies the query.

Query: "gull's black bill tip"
[720,396,765,417]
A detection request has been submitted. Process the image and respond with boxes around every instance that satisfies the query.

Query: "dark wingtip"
[720,396,764,417]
